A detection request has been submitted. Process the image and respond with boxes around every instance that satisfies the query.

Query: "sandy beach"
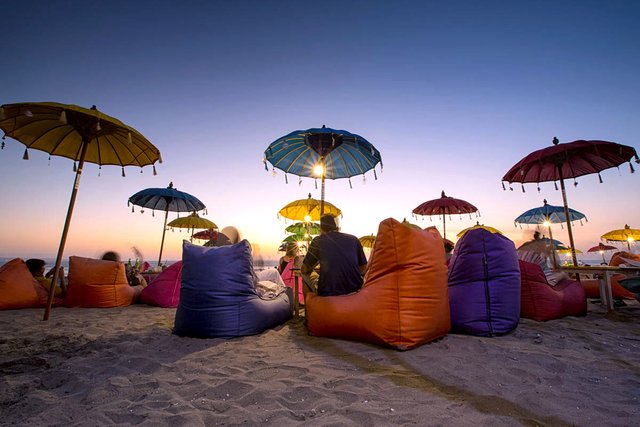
[0,302,638,426]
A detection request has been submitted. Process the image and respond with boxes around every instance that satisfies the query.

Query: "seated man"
[301,214,367,297]
[25,258,66,297]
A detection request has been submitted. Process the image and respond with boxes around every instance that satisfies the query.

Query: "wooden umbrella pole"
[43,139,90,321]
[442,211,447,240]
[547,225,559,269]
[320,156,326,216]
[557,167,578,268]
[158,208,169,266]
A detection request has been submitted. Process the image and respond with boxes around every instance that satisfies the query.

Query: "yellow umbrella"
[278,193,341,222]
[359,234,376,248]
[168,212,217,241]
[601,225,640,251]
[0,102,161,321]
[557,248,583,254]
[457,221,503,239]
[402,218,422,230]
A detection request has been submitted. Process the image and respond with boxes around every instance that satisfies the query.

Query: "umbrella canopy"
[202,231,232,247]
[0,102,161,321]
[265,126,382,215]
[192,228,220,241]
[412,191,479,239]
[502,137,639,267]
[278,193,341,222]
[359,235,376,248]
[282,234,307,243]
[557,248,582,254]
[588,243,619,263]
[285,222,321,236]
[518,237,568,254]
[168,212,217,242]
[129,182,206,266]
[601,225,640,251]
[514,199,587,226]
[457,222,503,239]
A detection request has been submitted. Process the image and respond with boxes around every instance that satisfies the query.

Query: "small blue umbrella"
[515,199,587,226]
[515,199,586,267]
[264,125,382,214]
[128,182,206,265]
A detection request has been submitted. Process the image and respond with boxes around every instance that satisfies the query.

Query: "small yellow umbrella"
[601,224,640,251]
[278,193,341,222]
[359,234,376,248]
[402,218,422,230]
[457,222,503,239]
[557,248,583,255]
[168,213,217,242]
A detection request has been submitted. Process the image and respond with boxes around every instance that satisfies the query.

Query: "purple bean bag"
[140,261,182,308]
[447,229,521,336]
[173,240,292,338]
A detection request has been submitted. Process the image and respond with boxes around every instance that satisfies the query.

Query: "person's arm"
[301,239,319,274]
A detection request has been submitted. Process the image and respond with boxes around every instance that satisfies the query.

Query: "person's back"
[302,214,367,296]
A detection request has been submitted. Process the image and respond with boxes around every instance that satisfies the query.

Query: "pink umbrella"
[587,243,617,264]
[412,191,479,239]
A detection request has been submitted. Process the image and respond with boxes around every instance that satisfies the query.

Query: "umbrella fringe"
[349,178,352,189]
[598,173,603,183]
[554,182,558,190]
[631,162,635,173]
[374,169,377,180]
[153,165,157,176]
[285,173,288,184]
[59,110,67,123]
[521,184,525,193]
[22,148,29,160]
[121,167,126,177]
[73,162,77,172]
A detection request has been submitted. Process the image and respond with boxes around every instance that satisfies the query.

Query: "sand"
[1,302,639,426]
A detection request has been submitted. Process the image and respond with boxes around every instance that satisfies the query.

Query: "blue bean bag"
[447,228,521,336]
[173,240,292,338]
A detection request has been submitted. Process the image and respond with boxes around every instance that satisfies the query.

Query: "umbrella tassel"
[374,169,378,180]
[152,211,155,217]
[59,110,67,124]
[121,167,126,177]
[132,205,135,213]
[127,132,132,144]
[73,162,77,172]
[349,178,352,189]
[554,182,558,190]
[298,177,302,186]
[153,165,157,176]
[22,148,29,160]
[502,182,505,191]
[271,167,276,177]
[263,159,268,171]
[537,184,540,192]
[284,173,288,184]
[521,184,525,193]
[158,152,163,164]
[509,185,513,191]
[598,173,603,183]
[96,120,101,131]
[363,174,367,184]
[314,179,318,189]
[47,155,51,166]
[573,179,578,187]
[98,165,101,177]
[1,138,5,150]
[630,162,636,174]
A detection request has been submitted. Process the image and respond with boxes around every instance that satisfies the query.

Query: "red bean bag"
[306,218,450,350]
[65,256,136,307]
[519,260,586,321]
[140,261,183,308]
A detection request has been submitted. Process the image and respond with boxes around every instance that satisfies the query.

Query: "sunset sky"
[1,0,639,264]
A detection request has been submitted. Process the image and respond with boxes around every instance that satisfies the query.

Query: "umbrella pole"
[601,252,606,264]
[547,226,559,268]
[320,156,326,216]
[158,208,169,266]
[442,212,447,240]
[557,172,579,267]
[43,139,90,321]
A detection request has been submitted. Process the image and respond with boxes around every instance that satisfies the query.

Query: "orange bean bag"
[580,252,640,300]
[306,218,450,350]
[0,258,46,309]
[65,256,136,307]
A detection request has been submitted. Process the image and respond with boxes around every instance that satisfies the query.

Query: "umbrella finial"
[168,182,173,189]
[552,137,559,145]
[543,199,547,204]
[441,190,446,197]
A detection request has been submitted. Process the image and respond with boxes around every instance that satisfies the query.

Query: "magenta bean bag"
[140,261,183,308]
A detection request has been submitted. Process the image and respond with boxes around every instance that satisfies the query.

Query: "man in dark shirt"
[301,214,368,297]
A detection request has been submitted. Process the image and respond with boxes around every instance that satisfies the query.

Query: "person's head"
[320,214,338,233]
[221,226,241,244]
[101,251,121,262]
[444,241,454,254]
[285,242,299,257]
[25,258,46,277]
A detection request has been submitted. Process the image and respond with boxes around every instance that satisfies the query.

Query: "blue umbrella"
[264,125,382,214]
[515,199,586,267]
[515,199,587,226]
[128,182,206,265]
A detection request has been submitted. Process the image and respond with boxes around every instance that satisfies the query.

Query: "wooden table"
[559,265,640,311]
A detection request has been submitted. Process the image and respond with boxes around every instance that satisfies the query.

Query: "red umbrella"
[191,228,219,241]
[587,243,617,264]
[412,191,479,239]
[502,138,639,266]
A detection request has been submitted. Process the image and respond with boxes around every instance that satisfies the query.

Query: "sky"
[1,0,639,265]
